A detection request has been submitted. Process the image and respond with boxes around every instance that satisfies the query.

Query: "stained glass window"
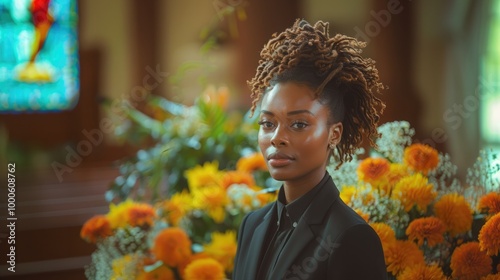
[0,0,78,112]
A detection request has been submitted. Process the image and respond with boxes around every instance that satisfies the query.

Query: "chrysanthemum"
[221,170,255,189]
[392,173,436,213]
[357,157,390,186]
[398,264,446,280]
[136,265,175,280]
[370,222,396,249]
[406,217,446,247]
[236,152,267,172]
[153,228,192,267]
[184,161,222,191]
[127,202,156,228]
[388,163,410,185]
[478,192,500,217]
[434,193,473,236]
[203,231,237,272]
[385,240,425,276]
[450,242,492,280]
[403,143,439,174]
[80,215,113,243]
[191,184,229,223]
[163,190,193,226]
[478,212,500,256]
[184,258,225,280]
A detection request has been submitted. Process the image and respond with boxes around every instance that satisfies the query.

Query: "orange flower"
[403,143,439,174]
[392,173,436,213]
[201,85,229,109]
[385,240,425,276]
[478,192,500,217]
[153,228,192,267]
[406,217,446,247]
[478,212,500,256]
[236,152,267,172]
[370,222,396,256]
[398,264,446,280]
[80,215,113,243]
[481,274,500,280]
[184,258,225,280]
[355,209,370,222]
[127,203,156,228]
[221,171,255,189]
[357,157,390,186]
[450,242,492,280]
[136,265,175,280]
[434,193,473,236]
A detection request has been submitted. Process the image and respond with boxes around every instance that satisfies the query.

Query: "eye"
[258,120,275,129]
[291,121,309,129]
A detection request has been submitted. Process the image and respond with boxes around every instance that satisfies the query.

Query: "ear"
[328,122,343,146]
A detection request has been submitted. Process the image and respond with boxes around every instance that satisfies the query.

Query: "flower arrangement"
[330,121,500,279]
[81,153,275,280]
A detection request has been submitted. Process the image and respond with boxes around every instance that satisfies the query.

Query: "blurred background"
[0,0,499,279]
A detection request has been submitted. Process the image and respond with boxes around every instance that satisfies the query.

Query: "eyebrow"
[260,109,315,116]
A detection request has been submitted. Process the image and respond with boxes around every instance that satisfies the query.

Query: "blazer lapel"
[245,204,275,280]
[269,177,339,279]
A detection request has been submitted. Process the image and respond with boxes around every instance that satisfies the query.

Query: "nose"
[270,125,289,147]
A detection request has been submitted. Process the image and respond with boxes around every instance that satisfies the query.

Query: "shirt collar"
[275,172,330,227]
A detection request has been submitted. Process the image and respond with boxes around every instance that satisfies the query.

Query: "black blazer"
[232,175,387,280]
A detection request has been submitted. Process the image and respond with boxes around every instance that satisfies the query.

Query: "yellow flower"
[388,163,410,185]
[163,190,192,226]
[153,228,192,267]
[203,231,238,272]
[403,143,439,175]
[184,161,222,191]
[450,242,492,280]
[107,200,135,229]
[80,215,113,243]
[340,185,357,205]
[478,192,500,218]
[221,170,255,189]
[370,222,396,250]
[398,264,446,280]
[434,193,473,236]
[392,173,436,213]
[136,265,175,280]
[385,240,425,276]
[236,152,268,172]
[111,254,138,280]
[357,157,390,186]
[184,258,226,280]
[406,217,446,247]
[478,212,500,256]
[191,185,229,223]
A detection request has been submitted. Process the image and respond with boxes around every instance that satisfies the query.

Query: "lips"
[267,152,295,167]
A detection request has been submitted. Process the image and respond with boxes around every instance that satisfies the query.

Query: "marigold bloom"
[387,163,410,185]
[184,161,222,191]
[184,258,225,280]
[107,200,135,229]
[163,190,192,226]
[385,240,425,276]
[370,222,396,249]
[392,173,436,213]
[236,152,267,172]
[221,170,255,189]
[153,228,192,267]
[434,193,473,236]
[406,217,446,247]
[398,264,446,280]
[136,265,175,280]
[478,212,500,256]
[127,203,156,228]
[478,192,500,217]
[357,157,390,186]
[403,143,439,174]
[191,185,229,223]
[80,215,113,243]
[203,231,238,272]
[450,242,492,280]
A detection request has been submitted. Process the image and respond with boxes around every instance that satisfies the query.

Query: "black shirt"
[256,172,329,279]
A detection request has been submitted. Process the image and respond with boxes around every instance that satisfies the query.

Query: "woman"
[232,19,388,280]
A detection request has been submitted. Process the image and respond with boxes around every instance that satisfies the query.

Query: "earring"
[329,143,335,149]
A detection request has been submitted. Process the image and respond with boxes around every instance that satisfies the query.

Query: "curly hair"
[248,19,386,166]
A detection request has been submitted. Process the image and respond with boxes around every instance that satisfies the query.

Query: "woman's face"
[258,82,342,186]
